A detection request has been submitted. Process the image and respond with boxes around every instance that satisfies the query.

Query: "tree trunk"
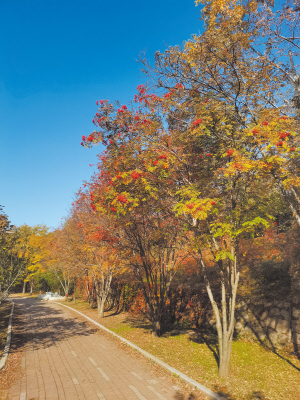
[151,316,161,337]
[98,296,105,318]
[30,282,33,296]
[218,337,233,378]
[73,277,76,303]
[198,247,239,379]
[22,280,27,294]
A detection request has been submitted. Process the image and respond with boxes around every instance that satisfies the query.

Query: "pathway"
[2,298,188,400]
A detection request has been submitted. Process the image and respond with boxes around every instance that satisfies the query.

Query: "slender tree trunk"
[22,280,27,294]
[95,272,113,318]
[198,248,239,378]
[73,277,76,303]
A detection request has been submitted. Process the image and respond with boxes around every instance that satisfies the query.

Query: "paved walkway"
[4,298,184,400]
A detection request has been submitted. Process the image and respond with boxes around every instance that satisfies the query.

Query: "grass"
[0,302,13,358]
[57,298,300,399]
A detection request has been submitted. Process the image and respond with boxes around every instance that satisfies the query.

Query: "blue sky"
[0,0,202,229]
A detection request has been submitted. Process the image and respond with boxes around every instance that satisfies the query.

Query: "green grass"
[55,298,300,400]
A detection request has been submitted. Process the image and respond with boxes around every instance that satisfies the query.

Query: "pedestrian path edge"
[0,302,14,371]
[53,301,224,400]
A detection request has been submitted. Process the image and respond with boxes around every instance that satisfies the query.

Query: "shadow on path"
[10,298,98,353]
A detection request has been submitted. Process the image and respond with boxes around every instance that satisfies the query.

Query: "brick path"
[4,298,184,400]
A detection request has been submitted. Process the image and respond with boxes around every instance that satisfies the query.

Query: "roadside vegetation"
[0,302,12,358]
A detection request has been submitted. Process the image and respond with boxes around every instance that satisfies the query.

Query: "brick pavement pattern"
[5,298,183,400]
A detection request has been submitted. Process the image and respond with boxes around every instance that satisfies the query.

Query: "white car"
[37,292,64,300]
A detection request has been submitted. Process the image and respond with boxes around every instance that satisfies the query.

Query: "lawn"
[56,298,300,400]
[0,302,13,358]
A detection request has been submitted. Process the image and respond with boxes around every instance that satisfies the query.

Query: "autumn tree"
[47,222,85,298]
[16,224,50,295]
[69,189,123,317]
[83,133,189,334]
[81,0,300,377]
[0,209,33,302]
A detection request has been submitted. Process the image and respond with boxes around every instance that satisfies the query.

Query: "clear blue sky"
[0,0,202,230]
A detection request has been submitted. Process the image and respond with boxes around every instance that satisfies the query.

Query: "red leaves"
[131,171,142,180]
[191,119,202,130]
[252,129,259,136]
[290,147,296,152]
[227,149,234,157]
[194,118,202,125]
[206,153,212,156]
[82,135,86,141]
[187,203,195,209]
[276,141,283,147]
[134,115,140,121]
[153,160,158,166]
[159,154,167,160]
[211,201,216,205]
[262,121,269,126]
[122,105,127,110]
[111,207,117,212]
[279,132,291,140]
[118,194,128,203]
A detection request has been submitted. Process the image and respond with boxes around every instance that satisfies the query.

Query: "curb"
[53,301,224,400]
[0,302,14,371]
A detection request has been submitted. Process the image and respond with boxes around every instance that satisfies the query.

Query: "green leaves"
[215,249,234,262]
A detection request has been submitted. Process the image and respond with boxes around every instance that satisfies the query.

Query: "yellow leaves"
[195,0,258,31]
[221,152,254,177]
[282,176,300,190]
